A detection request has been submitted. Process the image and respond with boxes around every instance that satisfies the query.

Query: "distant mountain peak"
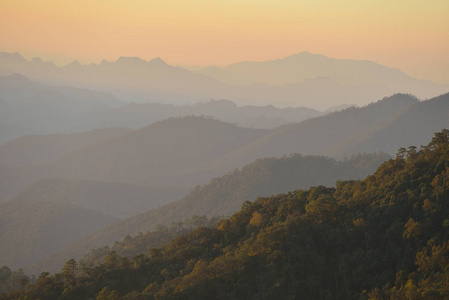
[148,57,168,67]
[366,93,420,110]
[294,51,312,56]
[116,56,147,65]
[68,60,81,66]
[284,51,328,61]
[29,57,56,67]
[381,93,419,102]
[196,99,238,108]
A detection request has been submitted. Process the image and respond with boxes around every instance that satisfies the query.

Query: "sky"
[1,0,448,84]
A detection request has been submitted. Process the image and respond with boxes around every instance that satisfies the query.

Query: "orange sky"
[1,0,448,83]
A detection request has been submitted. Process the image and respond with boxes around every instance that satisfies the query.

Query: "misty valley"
[0,51,448,300]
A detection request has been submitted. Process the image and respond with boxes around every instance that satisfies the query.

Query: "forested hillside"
[0,200,116,270]
[2,93,449,279]
[3,130,449,299]
[26,152,388,274]
[79,216,222,268]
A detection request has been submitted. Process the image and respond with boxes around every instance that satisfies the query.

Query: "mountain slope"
[1,52,447,108]
[9,178,188,218]
[41,116,268,187]
[0,128,130,168]
[186,94,419,174]
[2,94,447,206]
[0,200,116,270]
[9,130,449,300]
[0,73,124,144]
[0,53,225,103]
[104,99,323,130]
[29,152,389,274]
[0,117,267,204]
[331,92,449,156]
[198,51,449,98]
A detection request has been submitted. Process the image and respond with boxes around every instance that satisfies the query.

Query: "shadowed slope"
[28,152,389,274]
[0,200,116,270]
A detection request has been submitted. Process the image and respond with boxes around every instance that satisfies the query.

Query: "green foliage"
[3,130,449,299]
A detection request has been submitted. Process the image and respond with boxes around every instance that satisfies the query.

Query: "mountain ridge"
[1,51,447,108]
[25,152,390,274]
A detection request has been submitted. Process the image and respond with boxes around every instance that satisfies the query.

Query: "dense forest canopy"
[2,130,449,299]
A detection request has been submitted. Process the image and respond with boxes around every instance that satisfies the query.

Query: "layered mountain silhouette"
[0,128,130,168]
[8,178,188,219]
[1,93,448,205]
[0,74,332,145]
[1,47,448,294]
[330,93,449,156]
[197,52,441,88]
[0,178,187,270]
[25,152,389,274]
[0,74,124,144]
[0,117,264,203]
[108,99,323,130]
[0,198,116,270]
[1,92,449,274]
[16,130,449,299]
[1,52,447,108]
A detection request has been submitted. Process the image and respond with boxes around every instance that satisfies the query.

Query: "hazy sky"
[1,0,448,83]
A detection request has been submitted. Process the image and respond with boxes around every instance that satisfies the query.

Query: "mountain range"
[1,51,447,108]
[1,93,448,205]
[24,152,389,274]
[1,91,449,275]
[12,130,449,299]
[0,73,332,145]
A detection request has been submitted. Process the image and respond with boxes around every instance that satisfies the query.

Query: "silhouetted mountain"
[29,152,389,274]
[0,73,331,144]
[2,94,449,206]
[46,94,419,190]
[188,94,419,173]
[0,117,266,204]
[1,52,447,108]
[0,128,132,203]
[197,51,449,100]
[0,52,224,103]
[0,73,124,144]
[331,92,449,156]
[103,99,322,130]
[38,117,267,188]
